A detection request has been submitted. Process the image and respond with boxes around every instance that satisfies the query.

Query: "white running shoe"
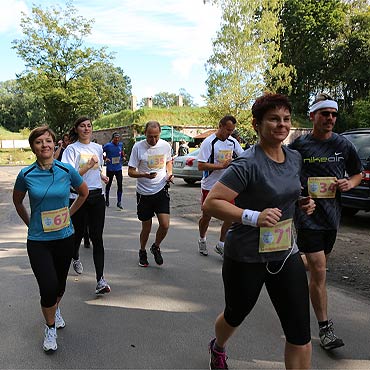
[43,325,57,352]
[198,239,208,256]
[95,276,111,295]
[72,258,83,274]
[55,307,65,329]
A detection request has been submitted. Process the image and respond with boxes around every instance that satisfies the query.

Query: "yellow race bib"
[307,177,337,198]
[41,207,70,233]
[148,154,165,170]
[217,150,232,163]
[259,219,292,253]
[79,154,99,169]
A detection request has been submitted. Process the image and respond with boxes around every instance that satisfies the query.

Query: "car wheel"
[341,207,358,217]
[184,179,197,184]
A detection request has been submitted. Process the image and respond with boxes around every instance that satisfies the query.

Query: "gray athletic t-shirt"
[219,144,301,263]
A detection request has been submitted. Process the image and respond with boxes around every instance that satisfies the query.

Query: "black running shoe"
[150,244,163,265]
[139,250,149,267]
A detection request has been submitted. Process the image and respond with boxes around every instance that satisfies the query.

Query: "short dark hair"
[312,92,334,104]
[219,115,237,126]
[144,121,161,132]
[29,126,56,150]
[252,93,292,124]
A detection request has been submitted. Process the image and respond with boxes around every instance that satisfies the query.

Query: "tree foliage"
[205,0,293,136]
[11,2,131,135]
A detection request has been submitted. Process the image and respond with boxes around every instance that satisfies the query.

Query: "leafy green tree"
[152,91,178,108]
[0,80,45,131]
[279,0,346,116]
[12,2,131,135]
[204,0,293,134]
[330,1,370,113]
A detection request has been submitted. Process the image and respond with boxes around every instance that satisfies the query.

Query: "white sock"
[217,241,224,247]
[199,237,206,242]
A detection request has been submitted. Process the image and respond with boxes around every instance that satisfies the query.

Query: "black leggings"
[27,235,74,308]
[223,252,311,345]
[70,194,106,281]
[105,170,123,195]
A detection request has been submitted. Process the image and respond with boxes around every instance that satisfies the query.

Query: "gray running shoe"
[198,239,208,256]
[319,320,344,350]
[55,307,65,329]
[95,276,111,295]
[72,258,83,274]
[214,243,224,257]
[43,325,57,352]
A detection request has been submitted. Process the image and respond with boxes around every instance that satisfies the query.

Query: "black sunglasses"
[319,111,338,118]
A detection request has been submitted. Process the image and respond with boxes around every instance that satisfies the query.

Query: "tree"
[204,0,293,132]
[279,0,346,116]
[0,80,45,131]
[12,2,131,135]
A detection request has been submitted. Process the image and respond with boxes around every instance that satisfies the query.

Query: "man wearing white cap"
[290,93,362,351]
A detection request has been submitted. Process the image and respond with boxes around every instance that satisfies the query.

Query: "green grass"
[0,148,35,166]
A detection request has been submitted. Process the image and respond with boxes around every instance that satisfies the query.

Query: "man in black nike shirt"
[290,93,362,351]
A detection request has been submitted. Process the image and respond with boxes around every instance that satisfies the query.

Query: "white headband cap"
[309,100,338,113]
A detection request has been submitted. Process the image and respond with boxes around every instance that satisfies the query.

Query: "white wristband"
[241,209,260,227]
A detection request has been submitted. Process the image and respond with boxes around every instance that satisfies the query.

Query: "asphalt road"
[0,166,369,369]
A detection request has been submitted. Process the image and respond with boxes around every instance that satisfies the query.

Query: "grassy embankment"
[0,127,34,166]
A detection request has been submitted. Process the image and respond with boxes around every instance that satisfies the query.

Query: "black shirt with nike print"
[289,133,362,230]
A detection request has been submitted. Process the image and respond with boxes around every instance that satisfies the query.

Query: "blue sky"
[0,0,221,106]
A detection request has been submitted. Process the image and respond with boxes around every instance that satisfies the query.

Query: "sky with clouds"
[0,0,221,105]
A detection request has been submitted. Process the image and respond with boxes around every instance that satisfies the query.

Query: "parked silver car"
[173,148,203,184]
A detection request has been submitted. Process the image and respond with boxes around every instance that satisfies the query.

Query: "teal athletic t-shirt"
[14,160,83,241]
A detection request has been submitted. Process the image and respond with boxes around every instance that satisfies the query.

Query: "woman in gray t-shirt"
[204,94,315,370]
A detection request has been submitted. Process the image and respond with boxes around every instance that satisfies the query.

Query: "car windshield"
[344,133,370,160]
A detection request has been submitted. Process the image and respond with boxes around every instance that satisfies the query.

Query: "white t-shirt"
[128,138,172,195]
[198,133,244,190]
[62,141,104,198]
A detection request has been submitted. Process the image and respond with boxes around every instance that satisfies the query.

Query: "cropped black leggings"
[27,235,74,308]
[222,252,311,345]
[70,193,106,281]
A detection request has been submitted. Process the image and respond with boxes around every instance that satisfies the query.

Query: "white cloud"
[0,0,28,33]
[77,0,221,78]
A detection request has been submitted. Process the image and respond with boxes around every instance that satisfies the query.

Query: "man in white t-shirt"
[128,121,173,267]
[197,115,244,257]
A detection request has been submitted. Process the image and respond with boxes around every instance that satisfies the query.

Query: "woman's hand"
[257,208,282,227]
[87,155,99,169]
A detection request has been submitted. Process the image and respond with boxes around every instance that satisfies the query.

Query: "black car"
[340,128,370,215]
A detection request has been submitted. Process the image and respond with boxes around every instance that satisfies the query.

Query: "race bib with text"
[308,177,337,198]
[259,219,292,253]
[41,207,70,233]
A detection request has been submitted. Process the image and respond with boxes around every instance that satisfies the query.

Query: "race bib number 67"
[41,207,70,232]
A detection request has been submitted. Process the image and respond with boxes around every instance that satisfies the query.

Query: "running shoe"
[214,243,224,257]
[95,276,111,295]
[72,258,83,274]
[198,239,208,256]
[117,202,123,210]
[55,307,65,329]
[319,320,344,350]
[43,325,57,352]
[139,250,149,267]
[209,338,228,369]
[150,244,163,265]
